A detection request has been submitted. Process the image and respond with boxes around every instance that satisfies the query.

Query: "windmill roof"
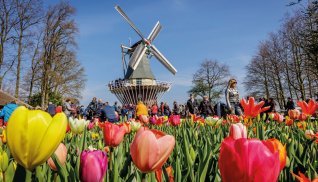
[125,55,155,79]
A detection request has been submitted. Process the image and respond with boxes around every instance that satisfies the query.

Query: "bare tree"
[0,0,18,88]
[40,2,80,107]
[13,0,42,98]
[189,59,230,102]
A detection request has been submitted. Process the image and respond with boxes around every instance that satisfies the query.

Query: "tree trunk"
[15,29,23,98]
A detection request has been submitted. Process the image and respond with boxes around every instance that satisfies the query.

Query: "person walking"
[225,79,242,116]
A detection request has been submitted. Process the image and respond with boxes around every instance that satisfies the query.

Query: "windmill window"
[136,79,142,85]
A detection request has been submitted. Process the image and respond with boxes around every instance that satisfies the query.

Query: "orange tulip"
[285,117,294,126]
[291,171,318,182]
[288,109,300,120]
[297,121,307,130]
[130,127,175,173]
[47,143,67,171]
[155,166,174,182]
[119,122,131,134]
[240,97,270,118]
[263,139,286,170]
[297,99,318,116]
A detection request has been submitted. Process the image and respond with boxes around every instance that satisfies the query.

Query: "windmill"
[108,5,177,106]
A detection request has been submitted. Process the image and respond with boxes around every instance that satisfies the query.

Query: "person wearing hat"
[225,79,242,116]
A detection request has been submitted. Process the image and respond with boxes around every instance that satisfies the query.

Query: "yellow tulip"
[6,106,67,170]
[0,128,6,144]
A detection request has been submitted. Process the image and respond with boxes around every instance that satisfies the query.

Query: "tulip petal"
[32,113,67,167]
[131,129,160,172]
[151,135,175,170]
[7,106,29,168]
[219,137,281,182]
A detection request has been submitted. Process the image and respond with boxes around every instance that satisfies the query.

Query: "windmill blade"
[129,43,148,70]
[115,5,146,40]
[147,21,161,42]
[150,45,177,75]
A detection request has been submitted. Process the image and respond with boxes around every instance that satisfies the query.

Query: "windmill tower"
[108,5,177,106]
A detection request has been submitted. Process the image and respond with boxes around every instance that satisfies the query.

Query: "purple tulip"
[80,149,108,182]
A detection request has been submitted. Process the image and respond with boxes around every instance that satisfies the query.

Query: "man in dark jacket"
[187,94,198,115]
[198,96,214,118]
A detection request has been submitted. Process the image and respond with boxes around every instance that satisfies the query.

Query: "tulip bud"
[102,122,126,147]
[69,118,89,134]
[189,145,196,162]
[130,127,175,173]
[6,106,67,170]
[131,120,141,132]
[229,123,247,140]
[0,150,9,172]
[0,129,6,144]
[47,143,67,171]
[80,149,108,182]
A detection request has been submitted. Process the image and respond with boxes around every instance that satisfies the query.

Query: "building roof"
[0,90,33,108]
[124,55,155,80]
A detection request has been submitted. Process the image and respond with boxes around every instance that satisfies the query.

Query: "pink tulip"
[273,113,284,123]
[130,127,175,173]
[47,143,67,171]
[87,122,95,130]
[218,137,280,182]
[80,149,108,182]
[229,123,247,140]
[169,115,181,126]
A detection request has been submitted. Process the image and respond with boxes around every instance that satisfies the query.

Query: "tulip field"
[0,97,318,182]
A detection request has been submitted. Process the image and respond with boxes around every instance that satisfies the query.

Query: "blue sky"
[46,0,301,106]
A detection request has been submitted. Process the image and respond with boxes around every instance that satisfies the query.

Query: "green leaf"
[51,153,68,182]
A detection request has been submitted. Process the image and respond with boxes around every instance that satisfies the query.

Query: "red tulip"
[55,106,62,113]
[169,115,181,126]
[288,109,300,120]
[80,149,108,182]
[47,143,67,171]
[102,122,126,147]
[263,138,286,170]
[297,99,318,116]
[227,114,241,123]
[298,113,307,121]
[130,127,175,173]
[229,123,247,140]
[240,97,270,118]
[218,137,280,182]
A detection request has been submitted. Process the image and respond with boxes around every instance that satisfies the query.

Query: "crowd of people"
[1,79,317,125]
